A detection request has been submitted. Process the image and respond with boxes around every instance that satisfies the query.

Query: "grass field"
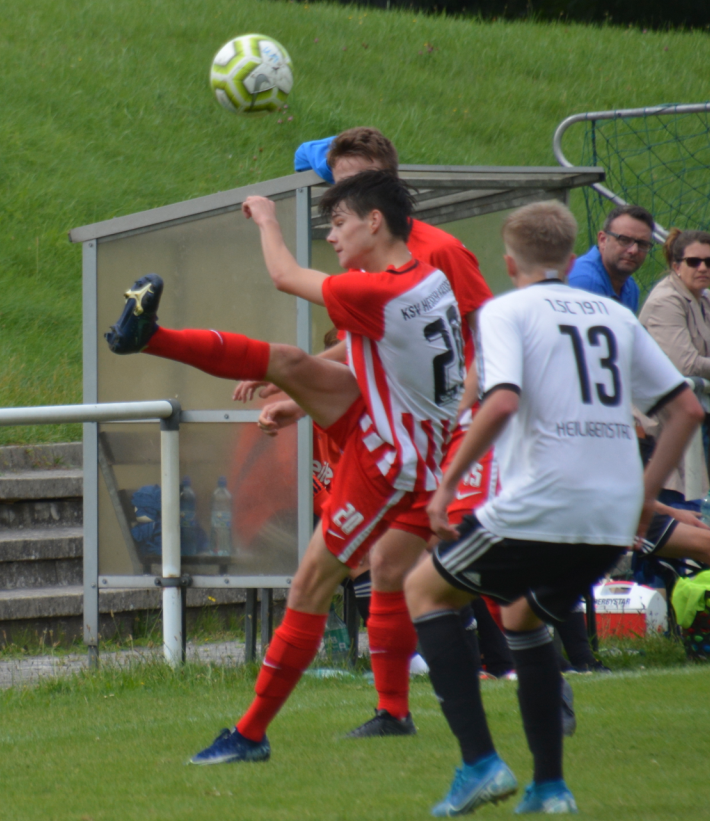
[1,661,709,820]
[2,0,710,443]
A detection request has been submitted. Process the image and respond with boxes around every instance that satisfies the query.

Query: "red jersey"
[322,259,465,493]
[335,221,491,361]
[407,219,492,366]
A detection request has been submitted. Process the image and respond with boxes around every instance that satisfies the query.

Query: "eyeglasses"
[680,257,710,269]
[605,231,654,252]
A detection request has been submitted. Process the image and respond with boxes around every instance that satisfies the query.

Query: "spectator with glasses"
[639,229,710,505]
[568,204,655,312]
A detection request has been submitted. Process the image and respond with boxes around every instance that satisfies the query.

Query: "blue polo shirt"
[568,246,640,313]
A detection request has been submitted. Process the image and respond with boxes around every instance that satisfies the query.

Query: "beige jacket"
[639,273,710,378]
[639,273,710,496]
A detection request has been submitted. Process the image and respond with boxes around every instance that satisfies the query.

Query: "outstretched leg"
[105,274,361,429]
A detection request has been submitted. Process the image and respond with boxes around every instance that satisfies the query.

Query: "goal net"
[554,103,710,297]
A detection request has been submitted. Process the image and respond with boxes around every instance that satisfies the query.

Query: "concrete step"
[0,585,249,621]
[0,527,83,589]
[0,469,83,502]
[0,497,83,530]
[0,584,269,646]
[0,443,85,594]
[0,526,83,561]
[0,443,82,472]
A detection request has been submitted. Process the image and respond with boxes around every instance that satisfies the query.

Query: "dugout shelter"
[70,163,604,661]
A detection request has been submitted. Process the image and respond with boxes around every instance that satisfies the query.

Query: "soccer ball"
[210,34,293,115]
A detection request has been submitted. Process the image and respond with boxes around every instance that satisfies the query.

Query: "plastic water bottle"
[210,476,232,557]
[179,477,198,556]
[323,605,350,665]
[701,490,710,526]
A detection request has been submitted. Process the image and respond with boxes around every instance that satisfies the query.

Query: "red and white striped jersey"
[322,259,465,492]
[407,218,492,368]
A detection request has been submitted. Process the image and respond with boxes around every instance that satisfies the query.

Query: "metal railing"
[0,400,185,667]
[553,103,710,244]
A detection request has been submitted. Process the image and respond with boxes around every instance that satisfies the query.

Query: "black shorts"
[432,513,625,624]
[637,513,678,557]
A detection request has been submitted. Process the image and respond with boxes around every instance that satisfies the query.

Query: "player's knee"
[370,550,408,590]
[287,538,347,611]
[370,541,422,590]
[269,344,309,378]
[286,558,324,608]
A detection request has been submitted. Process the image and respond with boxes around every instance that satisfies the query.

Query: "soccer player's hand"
[242,195,277,226]
[634,495,657,549]
[256,399,306,436]
[669,507,710,530]
[232,380,280,402]
[427,485,460,542]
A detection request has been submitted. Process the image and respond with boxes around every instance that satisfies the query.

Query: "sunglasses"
[681,257,710,269]
[605,231,653,252]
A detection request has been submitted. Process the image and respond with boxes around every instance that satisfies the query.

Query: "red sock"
[237,608,327,741]
[145,327,270,381]
[368,590,418,720]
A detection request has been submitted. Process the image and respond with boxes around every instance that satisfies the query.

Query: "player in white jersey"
[404,200,702,815]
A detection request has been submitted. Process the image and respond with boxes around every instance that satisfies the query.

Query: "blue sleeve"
[294,136,336,183]
[567,253,604,295]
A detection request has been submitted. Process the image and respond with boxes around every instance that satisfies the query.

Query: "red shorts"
[319,401,432,568]
[386,493,434,541]
[443,428,498,526]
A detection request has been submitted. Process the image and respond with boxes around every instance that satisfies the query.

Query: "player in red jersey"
[105,170,466,763]
[245,129,497,735]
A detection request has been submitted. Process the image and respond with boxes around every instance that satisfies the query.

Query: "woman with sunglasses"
[641,229,710,376]
[639,229,710,503]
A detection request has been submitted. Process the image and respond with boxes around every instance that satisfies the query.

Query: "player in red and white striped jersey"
[216,171,464,757]
[106,170,467,762]
[251,129,495,736]
[322,256,462,494]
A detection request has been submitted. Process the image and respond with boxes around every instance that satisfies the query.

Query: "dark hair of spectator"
[327,127,399,175]
[663,228,710,267]
[602,204,655,234]
[319,170,415,243]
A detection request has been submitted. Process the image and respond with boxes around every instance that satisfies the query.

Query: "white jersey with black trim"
[474,280,685,546]
[322,260,465,492]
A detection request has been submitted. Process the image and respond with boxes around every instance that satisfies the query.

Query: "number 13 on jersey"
[559,324,621,407]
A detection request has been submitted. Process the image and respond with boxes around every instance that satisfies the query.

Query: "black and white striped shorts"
[432,513,624,624]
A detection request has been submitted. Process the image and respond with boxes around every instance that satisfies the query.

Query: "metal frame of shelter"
[70,163,604,664]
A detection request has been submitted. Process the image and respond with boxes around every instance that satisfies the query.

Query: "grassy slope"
[1,665,709,820]
[1,0,710,443]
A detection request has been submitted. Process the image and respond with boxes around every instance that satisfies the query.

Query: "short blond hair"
[502,200,577,271]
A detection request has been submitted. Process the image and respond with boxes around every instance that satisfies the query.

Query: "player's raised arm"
[242,195,328,305]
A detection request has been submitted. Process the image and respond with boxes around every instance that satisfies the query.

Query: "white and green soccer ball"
[210,34,293,115]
